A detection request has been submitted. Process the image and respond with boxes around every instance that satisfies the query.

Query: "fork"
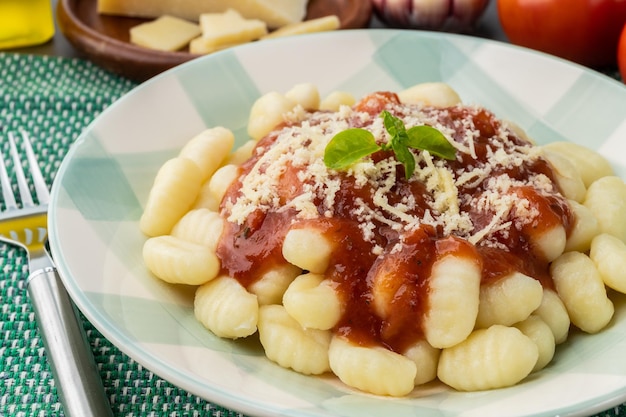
[0,131,114,417]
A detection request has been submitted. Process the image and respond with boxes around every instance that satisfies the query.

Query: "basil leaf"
[323,109,456,176]
[324,128,381,170]
[405,125,457,160]
[391,139,416,179]
[381,110,406,141]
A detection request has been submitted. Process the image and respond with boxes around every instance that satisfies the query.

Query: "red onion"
[372,0,490,31]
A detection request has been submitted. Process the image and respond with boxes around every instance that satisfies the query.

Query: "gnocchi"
[140,157,203,236]
[583,176,626,242]
[550,251,614,334]
[140,82,626,397]
[258,304,331,375]
[247,91,297,140]
[533,288,570,344]
[475,272,543,329]
[564,200,600,253]
[329,335,417,397]
[178,127,235,181]
[437,325,538,391]
[282,273,342,330]
[514,315,555,372]
[207,164,240,203]
[543,141,613,187]
[590,233,626,294]
[143,235,219,285]
[422,254,481,349]
[194,275,258,339]
[248,263,301,305]
[282,227,334,273]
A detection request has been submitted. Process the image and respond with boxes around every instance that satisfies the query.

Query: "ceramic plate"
[49,29,626,417]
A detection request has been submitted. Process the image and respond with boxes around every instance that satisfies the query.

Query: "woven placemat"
[0,52,624,417]
[0,52,246,417]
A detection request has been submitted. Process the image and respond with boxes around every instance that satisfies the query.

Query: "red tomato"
[619,23,626,82]
[497,0,626,68]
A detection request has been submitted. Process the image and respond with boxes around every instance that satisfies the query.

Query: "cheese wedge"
[98,0,308,28]
[129,15,201,51]
[261,15,340,40]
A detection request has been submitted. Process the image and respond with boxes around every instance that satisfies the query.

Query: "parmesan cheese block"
[97,0,309,29]
[130,15,200,51]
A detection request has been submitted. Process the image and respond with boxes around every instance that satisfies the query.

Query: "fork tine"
[20,131,50,206]
[0,140,17,210]
[0,132,48,245]
[8,132,35,208]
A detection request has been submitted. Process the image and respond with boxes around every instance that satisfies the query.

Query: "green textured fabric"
[0,53,246,417]
[0,52,624,417]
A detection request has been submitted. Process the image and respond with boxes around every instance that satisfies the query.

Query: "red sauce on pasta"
[216,92,573,352]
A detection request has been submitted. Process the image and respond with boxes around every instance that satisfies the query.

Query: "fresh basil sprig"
[324,110,456,179]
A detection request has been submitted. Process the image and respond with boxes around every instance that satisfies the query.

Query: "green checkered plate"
[48,29,626,417]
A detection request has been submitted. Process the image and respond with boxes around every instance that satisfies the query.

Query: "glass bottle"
[0,0,55,49]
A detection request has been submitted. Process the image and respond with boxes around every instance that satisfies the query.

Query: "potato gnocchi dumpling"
[422,254,481,349]
[178,127,235,181]
[590,233,626,294]
[284,82,321,111]
[550,251,614,334]
[171,208,224,249]
[543,141,613,187]
[533,288,570,345]
[398,82,462,107]
[514,315,555,372]
[540,147,586,203]
[564,200,600,253]
[475,272,543,329]
[402,339,441,386]
[258,305,331,375]
[140,157,203,236]
[207,164,240,203]
[247,92,297,140]
[194,275,258,339]
[583,176,626,242]
[143,235,219,285]
[329,335,417,397]
[140,82,626,397]
[437,325,538,391]
[282,228,334,274]
[282,273,342,330]
[319,91,355,111]
[248,263,301,305]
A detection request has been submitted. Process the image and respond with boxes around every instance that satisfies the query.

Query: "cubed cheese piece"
[130,15,200,51]
[190,38,243,55]
[261,15,340,40]
[98,0,308,29]
[199,9,267,45]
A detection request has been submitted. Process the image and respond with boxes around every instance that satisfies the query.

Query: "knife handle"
[27,267,114,417]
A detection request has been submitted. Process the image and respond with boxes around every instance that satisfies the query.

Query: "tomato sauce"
[216,92,573,352]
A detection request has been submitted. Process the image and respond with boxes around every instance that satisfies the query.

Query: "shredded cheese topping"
[223,97,558,251]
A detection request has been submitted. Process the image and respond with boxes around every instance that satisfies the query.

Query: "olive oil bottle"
[0,0,55,49]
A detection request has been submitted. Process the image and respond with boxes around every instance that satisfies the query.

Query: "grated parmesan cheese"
[222,95,565,252]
